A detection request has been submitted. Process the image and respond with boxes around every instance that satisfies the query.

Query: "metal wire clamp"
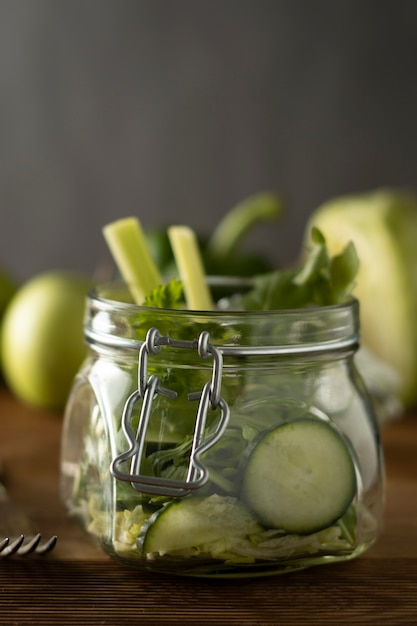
[110,328,230,497]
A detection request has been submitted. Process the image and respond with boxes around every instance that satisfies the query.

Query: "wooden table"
[0,386,416,625]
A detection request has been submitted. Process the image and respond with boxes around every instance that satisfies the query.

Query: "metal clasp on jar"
[110,328,230,497]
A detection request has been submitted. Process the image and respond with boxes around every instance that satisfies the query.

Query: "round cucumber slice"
[241,418,357,534]
[139,494,262,555]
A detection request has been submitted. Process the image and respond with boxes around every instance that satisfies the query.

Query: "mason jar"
[60,280,384,578]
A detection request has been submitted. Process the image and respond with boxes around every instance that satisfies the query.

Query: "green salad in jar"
[63,194,382,577]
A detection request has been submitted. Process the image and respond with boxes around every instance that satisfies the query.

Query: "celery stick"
[207,192,282,260]
[168,226,213,311]
[103,217,163,304]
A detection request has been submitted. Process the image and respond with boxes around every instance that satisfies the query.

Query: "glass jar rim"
[84,279,360,357]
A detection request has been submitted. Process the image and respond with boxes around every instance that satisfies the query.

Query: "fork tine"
[0,534,57,557]
[15,533,42,556]
[0,535,25,556]
[0,459,58,557]
[0,538,9,552]
[34,535,57,555]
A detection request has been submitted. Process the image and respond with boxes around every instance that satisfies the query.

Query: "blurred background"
[1,0,417,282]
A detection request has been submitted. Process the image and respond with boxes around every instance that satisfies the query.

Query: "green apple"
[305,189,417,407]
[1,271,91,410]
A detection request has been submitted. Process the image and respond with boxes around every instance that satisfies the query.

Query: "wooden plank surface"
[0,559,416,625]
[0,386,416,625]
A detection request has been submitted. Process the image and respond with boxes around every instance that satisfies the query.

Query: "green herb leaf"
[329,241,360,302]
[142,278,184,309]
[240,227,359,310]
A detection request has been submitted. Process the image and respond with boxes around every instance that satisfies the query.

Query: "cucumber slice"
[139,494,262,555]
[241,418,357,534]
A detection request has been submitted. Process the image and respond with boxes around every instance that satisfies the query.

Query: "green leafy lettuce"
[240,227,359,310]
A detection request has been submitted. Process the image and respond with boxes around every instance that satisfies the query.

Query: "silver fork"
[0,460,57,557]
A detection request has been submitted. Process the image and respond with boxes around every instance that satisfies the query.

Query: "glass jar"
[60,280,384,578]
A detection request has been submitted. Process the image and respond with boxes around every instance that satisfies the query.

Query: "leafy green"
[240,227,359,310]
[142,277,184,309]
[142,227,359,316]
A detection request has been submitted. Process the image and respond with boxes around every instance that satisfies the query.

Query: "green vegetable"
[102,216,163,304]
[168,225,214,311]
[89,496,357,563]
[240,418,357,534]
[138,494,263,556]
[306,188,417,406]
[205,191,282,265]
[146,192,282,279]
[240,227,359,310]
[94,209,365,569]
[142,278,183,309]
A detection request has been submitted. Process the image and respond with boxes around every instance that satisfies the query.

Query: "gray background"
[1,0,417,282]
